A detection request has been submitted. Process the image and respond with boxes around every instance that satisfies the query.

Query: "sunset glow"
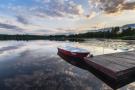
[0,0,135,35]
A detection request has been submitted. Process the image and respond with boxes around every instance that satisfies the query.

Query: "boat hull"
[58,48,89,58]
[57,52,89,70]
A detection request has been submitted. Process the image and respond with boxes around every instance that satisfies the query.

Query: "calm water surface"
[0,40,135,90]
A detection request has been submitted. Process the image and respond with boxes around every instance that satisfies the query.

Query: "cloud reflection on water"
[0,40,134,90]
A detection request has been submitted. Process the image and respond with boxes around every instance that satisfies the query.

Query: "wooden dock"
[58,51,135,90]
[84,51,135,89]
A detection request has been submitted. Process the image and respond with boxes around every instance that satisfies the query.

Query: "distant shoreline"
[0,26,135,41]
[0,34,135,41]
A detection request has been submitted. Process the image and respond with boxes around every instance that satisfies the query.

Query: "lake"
[0,40,135,90]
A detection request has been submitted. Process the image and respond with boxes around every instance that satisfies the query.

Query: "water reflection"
[0,40,134,90]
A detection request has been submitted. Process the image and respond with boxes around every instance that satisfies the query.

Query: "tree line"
[0,34,84,41]
[64,27,135,40]
[0,27,135,41]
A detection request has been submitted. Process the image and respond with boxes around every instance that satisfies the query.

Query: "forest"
[0,27,135,41]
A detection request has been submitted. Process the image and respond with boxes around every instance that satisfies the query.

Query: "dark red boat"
[57,46,90,58]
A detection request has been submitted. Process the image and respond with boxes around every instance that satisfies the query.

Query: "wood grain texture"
[85,51,135,73]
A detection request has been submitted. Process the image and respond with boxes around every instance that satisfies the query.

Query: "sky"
[0,0,135,35]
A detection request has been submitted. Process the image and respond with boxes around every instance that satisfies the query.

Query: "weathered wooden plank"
[87,56,129,72]
[85,51,135,79]
[109,55,135,65]
[99,55,135,68]
[84,58,117,78]
[84,52,135,89]
[105,55,135,67]
[108,52,135,62]
[84,55,135,89]
[85,51,135,72]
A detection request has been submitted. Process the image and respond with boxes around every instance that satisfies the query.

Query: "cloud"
[16,15,29,25]
[8,0,84,19]
[34,0,84,18]
[1,0,86,26]
[85,12,97,19]
[0,22,24,33]
[89,0,135,14]
[0,0,134,35]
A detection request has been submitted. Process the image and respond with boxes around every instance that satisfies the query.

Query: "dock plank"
[100,55,134,68]
[86,56,129,72]
[84,51,135,89]
[106,55,135,67]
[87,51,135,71]
[108,52,135,63]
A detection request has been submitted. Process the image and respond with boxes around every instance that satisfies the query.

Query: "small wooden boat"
[57,46,90,58]
[57,52,89,70]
